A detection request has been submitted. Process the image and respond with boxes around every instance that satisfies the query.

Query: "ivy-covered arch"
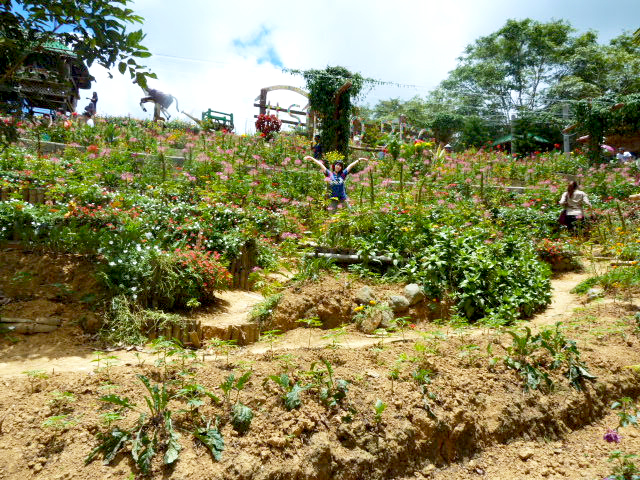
[291,66,365,158]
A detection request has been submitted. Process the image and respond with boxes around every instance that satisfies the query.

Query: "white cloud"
[83,0,640,133]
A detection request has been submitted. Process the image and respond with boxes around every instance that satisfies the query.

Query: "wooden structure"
[1,39,91,114]
[254,85,314,136]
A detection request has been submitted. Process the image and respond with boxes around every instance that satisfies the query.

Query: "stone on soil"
[404,283,425,306]
[355,286,375,305]
[389,295,410,313]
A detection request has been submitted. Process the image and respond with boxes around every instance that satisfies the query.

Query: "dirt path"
[0,266,613,376]
[0,290,265,377]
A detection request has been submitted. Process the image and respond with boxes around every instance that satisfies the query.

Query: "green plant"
[605,450,639,480]
[176,383,220,420]
[373,398,387,425]
[611,397,639,428]
[259,329,282,358]
[91,351,119,381]
[297,317,322,348]
[86,375,181,474]
[458,343,481,367]
[49,390,76,414]
[307,359,349,409]
[502,323,595,392]
[42,414,77,430]
[503,327,552,392]
[269,373,310,410]
[322,324,347,349]
[412,368,437,419]
[149,336,183,380]
[219,371,252,408]
[230,402,253,434]
[193,419,225,461]
[388,356,405,395]
[23,369,49,393]
[205,338,237,367]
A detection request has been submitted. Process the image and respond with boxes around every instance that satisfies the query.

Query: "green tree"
[295,66,365,157]
[1,0,154,86]
[0,0,155,146]
[441,19,575,121]
[549,32,640,101]
[430,112,463,145]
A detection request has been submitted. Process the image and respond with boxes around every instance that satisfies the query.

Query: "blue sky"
[88,0,640,132]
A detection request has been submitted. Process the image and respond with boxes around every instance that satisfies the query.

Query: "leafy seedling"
[269,373,310,410]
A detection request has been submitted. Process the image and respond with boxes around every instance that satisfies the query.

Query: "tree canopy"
[364,19,640,154]
[0,0,154,87]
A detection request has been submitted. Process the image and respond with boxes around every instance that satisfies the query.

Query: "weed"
[23,369,49,393]
[50,282,74,301]
[87,375,182,474]
[259,329,282,358]
[250,293,282,326]
[269,373,310,410]
[297,316,322,348]
[611,397,639,428]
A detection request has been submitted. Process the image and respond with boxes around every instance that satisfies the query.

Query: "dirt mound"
[268,274,445,332]
[0,308,638,480]
[0,244,101,304]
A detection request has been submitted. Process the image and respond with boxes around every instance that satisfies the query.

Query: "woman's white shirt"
[559,190,591,216]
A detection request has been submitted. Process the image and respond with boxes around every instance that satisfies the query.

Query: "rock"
[404,284,425,306]
[355,286,376,305]
[518,448,534,461]
[388,295,410,313]
[359,313,381,334]
[267,435,287,448]
[80,313,102,334]
[586,288,603,301]
[421,464,436,475]
[377,306,394,329]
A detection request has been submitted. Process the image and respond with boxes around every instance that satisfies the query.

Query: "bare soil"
[0,248,639,480]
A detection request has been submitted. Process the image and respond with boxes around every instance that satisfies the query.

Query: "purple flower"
[603,428,622,443]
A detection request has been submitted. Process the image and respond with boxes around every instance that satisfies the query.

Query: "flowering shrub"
[138,247,231,310]
[255,114,282,139]
[536,238,582,273]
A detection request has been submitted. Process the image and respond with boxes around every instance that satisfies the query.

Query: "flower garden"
[1,116,640,479]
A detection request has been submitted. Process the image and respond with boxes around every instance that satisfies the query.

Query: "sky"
[87,0,640,133]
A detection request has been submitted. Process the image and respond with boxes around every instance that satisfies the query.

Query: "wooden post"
[259,89,267,116]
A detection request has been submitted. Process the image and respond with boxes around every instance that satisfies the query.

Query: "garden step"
[195,291,264,347]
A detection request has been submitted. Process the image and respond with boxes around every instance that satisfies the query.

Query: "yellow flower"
[369,300,377,305]
[354,306,365,312]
